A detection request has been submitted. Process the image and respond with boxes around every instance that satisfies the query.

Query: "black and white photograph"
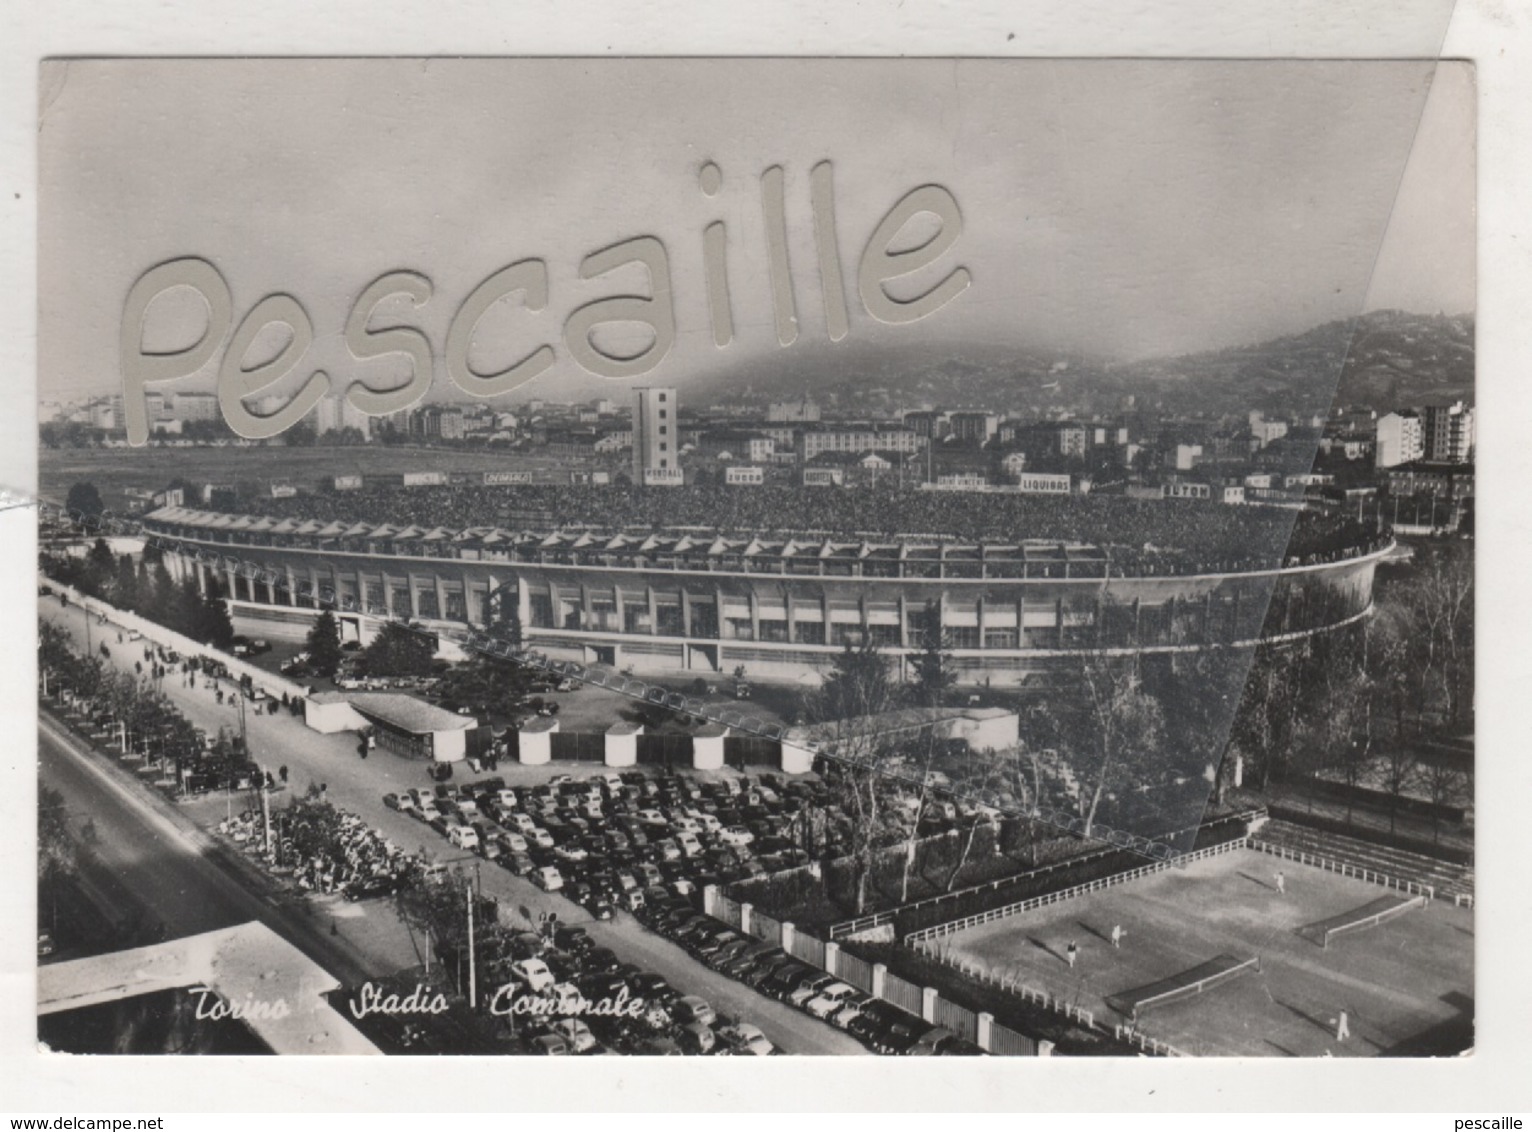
[1,7,1517,1107]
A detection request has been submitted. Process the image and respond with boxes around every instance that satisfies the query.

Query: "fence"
[828,809,1264,941]
[881,970,925,1017]
[752,909,783,946]
[1246,839,1436,901]
[934,996,979,1042]
[714,893,743,929]
[724,734,783,769]
[1113,1024,1188,1057]
[788,930,826,970]
[704,884,1047,1055]
[829,840,1126,940]
[636,733,693,768]
[837,949,874,994]
[548,731,606,763]
[905,838,1247,943]
[988,1021,1038,1056]
[915,942,1099,1033]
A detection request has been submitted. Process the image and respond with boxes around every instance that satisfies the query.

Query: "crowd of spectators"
[234,482,1384,574]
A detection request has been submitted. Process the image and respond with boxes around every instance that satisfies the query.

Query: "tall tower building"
[1374,411,1423,468]
[632,387,681,484]
[1421,401,1474,464]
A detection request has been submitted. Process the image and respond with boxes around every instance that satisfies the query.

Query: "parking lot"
[37,595,866,1055]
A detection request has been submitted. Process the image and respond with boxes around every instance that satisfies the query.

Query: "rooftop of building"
[311,690,474,733]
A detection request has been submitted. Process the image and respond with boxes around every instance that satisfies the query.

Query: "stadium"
[138,484,1390,686]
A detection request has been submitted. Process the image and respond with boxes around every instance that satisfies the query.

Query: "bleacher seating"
[1254,819,1474,903]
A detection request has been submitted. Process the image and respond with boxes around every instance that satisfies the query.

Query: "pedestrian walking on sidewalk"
[1111,924,1124,948]
[1066,941,1079,969]
[1335,1009,1350,1042]
[1274,871,1286,895]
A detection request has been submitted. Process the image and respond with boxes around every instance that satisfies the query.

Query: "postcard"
[31,57,1473,1062]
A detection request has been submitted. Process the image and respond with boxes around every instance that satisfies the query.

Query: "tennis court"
[927,846,1473,1057]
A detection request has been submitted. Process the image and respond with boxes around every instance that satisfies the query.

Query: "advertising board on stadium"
[570,471,610,486]
[484,471,535,486]
[402,471,448,487]
[803,468,844,487]
[642,468,685,487]
[1015,473,1072,494]
[269,483,297,499]
[332,475,363,491]
[725,466,765,485]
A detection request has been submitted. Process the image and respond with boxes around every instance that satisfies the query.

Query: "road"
[38,714,389,987]
[39,594,865,1055]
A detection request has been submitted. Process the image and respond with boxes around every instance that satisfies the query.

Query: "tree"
[908,600,956,707]
[38,786,82,934]
[1151,645,1252,809]
[805,640,902,915]
[438,653,535,724]
[812,638,897,724]
[1419,756,1469,845]
[196,576,236,648]
[362,622,438,678]
[1056,653,1165,838]
[66,481,104,520]
[114,554,140,612]
[1295,627,1375,822]
[86,537,116,594]
[283,420,317,447]
[305,610,344,676]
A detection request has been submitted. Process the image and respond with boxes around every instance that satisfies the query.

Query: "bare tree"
[1057,652,1165,838]
[805,640,905,915]
[1419,757,1469,845]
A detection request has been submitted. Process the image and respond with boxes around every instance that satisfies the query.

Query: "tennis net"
[1300,893,1426,949]
[1107,954,1261,1021]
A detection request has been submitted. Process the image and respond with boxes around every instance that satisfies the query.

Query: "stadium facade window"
[793,621,825,645]
[758,619,789,643]
[983,628,1018,650]
[948,626,980,649]
[830,623,865,647]
[655,600,684,637]
[528,591,555,629]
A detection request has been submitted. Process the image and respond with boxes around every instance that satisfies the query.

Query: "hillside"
[687,310,1473,417]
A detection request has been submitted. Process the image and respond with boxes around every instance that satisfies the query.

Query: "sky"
[37,58,1473,403]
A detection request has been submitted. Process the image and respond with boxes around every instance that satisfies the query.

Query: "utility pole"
[466,880,477,1010]
[262,774,273,860]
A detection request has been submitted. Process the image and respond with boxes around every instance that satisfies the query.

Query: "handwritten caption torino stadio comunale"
[347,980,645,1020]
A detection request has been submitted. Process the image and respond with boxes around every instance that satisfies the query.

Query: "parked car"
[509,958,555,992]
[447,825,480,850]
[671,995,717,1027]
[787,972,837,1008]
[717,1023,775,1056]
[805,982,860,1020]
[676,1022,716,1055]
[529,1033,569,1055]
[550,1018,599,1053]
[531,866,564,892]
[344,875,397,901]
[905,1025,961,1056]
